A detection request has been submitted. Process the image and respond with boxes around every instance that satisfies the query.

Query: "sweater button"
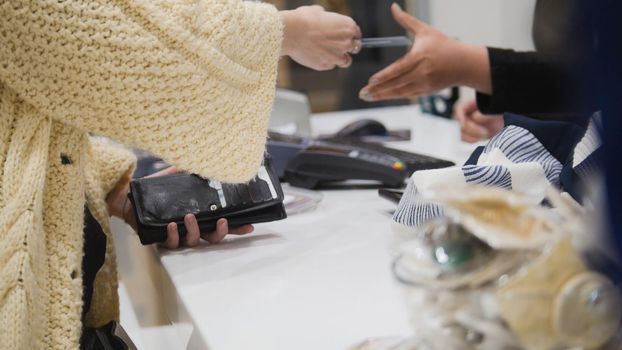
[61,153,73,165]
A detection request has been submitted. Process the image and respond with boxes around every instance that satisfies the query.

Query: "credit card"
[361,36,412,49]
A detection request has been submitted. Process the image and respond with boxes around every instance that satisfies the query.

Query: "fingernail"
[167,222,176,233]
[392,2,402,11]
[359,90,376,102]
[217,218,227,231]
[480,129,490,139]
[369,78,380,85]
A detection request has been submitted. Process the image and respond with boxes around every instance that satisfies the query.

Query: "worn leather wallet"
[128,156,287,245]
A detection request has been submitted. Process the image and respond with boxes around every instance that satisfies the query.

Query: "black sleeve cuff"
[475,47,590,117]
[476,47,514,114]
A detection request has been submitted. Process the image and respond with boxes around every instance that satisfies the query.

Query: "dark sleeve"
[476,47,593,117]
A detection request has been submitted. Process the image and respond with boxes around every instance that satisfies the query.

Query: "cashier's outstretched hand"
[106,166,254,250]
[359,3,491,101]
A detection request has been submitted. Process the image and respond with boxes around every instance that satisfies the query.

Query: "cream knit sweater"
[0,1,282,349]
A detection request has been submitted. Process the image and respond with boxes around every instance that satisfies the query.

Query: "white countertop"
[119,105,478,350]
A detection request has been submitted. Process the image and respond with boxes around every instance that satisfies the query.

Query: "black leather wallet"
[128,156,287,245]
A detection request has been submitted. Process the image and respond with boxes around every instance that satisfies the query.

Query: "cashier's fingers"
[460,128,486,143]
[459,112,505,143]
[368,66,419,91]
[459,116,489,142]
[360,67,423,101]
[454,99,479,125]
[367,54,418,89]
[183,214,202,247]
[362,81,422,102]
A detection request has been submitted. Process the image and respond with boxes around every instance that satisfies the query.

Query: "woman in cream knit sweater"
[0,1,361,348]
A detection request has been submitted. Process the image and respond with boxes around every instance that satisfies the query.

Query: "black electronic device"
[267,130,455,190]
[266,133,309,178]
[284,142,408,189]
[324,137,455,174]
[335,118,389,137]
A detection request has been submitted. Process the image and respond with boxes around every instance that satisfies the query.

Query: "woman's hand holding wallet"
[106,166,253,250]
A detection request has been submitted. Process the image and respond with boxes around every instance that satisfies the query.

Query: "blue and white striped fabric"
[462,165,512,188]
[482,126,563,186]
[392,113,597,229]
[572,115,602,178]
[392,179,444,229]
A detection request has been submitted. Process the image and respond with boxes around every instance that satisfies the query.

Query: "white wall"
[408,0,536,50]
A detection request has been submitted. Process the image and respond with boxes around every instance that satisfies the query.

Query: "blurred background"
[270,0,536,113]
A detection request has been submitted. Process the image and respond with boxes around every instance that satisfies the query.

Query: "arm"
[359,3,491,102]
[104,164,254,249]
[86,138,253,249]
[360,3,593,119]
[82,137,136,326]
[476,48,591,116]
[84,137,136,241]
[0,1,359,183]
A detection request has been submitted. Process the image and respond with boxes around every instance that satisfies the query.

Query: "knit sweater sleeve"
[83,137,136,328]
[85,137,137,207]
[0,0,283,182]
